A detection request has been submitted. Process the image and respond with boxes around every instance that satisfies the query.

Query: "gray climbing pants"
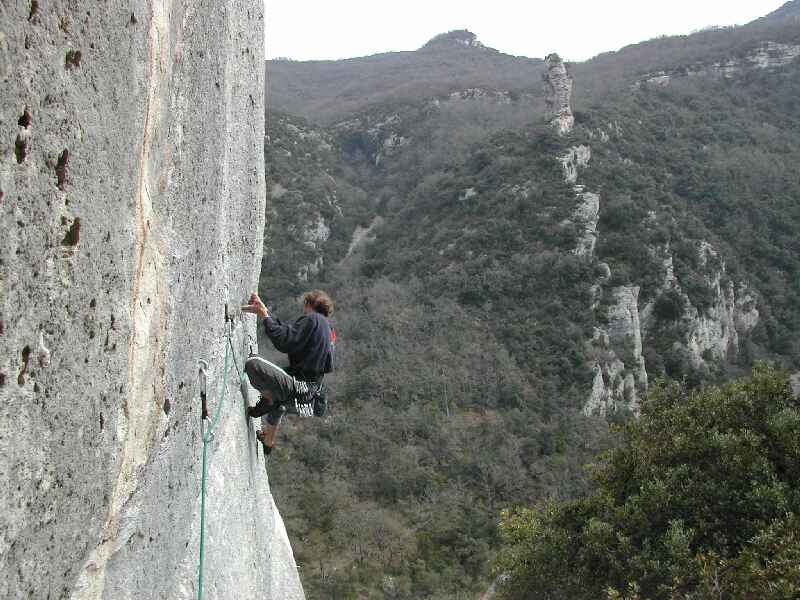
[244,356,324,425]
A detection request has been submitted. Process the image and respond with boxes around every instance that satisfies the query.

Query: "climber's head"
[302,290,334,317]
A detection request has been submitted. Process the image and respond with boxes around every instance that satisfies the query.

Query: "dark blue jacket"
[263,311,334,380]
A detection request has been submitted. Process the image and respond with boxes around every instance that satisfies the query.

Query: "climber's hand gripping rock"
[241,292,269,319]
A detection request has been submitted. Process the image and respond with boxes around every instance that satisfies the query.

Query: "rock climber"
[241,290,335,456]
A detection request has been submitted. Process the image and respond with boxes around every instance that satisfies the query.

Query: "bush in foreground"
[495,364,800,599]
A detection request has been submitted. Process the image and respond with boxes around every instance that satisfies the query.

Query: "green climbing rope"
[197,324,248,600]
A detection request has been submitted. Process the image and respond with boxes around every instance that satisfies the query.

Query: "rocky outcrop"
[295,214,330,281]
[571,189,600,258]
[542,60,639,415]
[585,287,648,417]
[335,112,410,166]
[558,146,599,258]
[0,3,303,599]
[543,54,574,135]
[684,277,759,366]
[640,242,760,368]
[346,216,384,257]
[560,145,591,184]
[546,65,598,259]
[636,41,800,87]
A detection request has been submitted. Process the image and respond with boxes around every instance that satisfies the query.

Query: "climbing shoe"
[247,395,273,419]
[256,430,274,455]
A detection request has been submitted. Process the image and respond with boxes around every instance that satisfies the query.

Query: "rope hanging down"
[196,311,249,600]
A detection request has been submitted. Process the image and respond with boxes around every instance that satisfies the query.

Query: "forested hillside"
[261,6,800,598]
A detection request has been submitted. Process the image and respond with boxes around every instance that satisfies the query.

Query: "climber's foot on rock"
[256,430,273,455]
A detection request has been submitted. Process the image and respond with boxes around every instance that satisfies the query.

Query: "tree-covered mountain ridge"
[266,17,800,409]
[267,2,800,123]
[261,8,800,598]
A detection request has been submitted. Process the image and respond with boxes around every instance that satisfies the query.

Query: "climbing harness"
[196,305,249,600]
[290,379,326,418]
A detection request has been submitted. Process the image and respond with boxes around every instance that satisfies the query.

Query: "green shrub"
[495,364,800,600]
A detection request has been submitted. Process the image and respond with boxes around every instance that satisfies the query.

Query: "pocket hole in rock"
[56,149,69,190]
[15,135,28,163]
[18,109,32,128]
[90,298,96,308]
[163,397,171,415]
[0,373,5,386]
[65,50,81,70]
[61,217,80,246]
[99,412,104,430]
[29,1,39,20]
[130,12,137,25]
[18,345,31,386]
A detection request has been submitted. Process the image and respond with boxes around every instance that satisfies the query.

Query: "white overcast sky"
[264,0,788,62]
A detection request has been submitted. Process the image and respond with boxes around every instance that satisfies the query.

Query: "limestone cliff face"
[640,242,760,368]
[635,41,800,87]
[543,54,574,135]
[0,3,303,599]
[584,286,648,417]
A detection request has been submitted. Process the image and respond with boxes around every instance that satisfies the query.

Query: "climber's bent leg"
[244,356,294,406]
[246,356,304,452]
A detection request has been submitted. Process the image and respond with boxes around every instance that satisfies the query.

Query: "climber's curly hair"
[303,290,334,317]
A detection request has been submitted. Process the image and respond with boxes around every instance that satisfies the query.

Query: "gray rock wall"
[543,53,574,135]
[1,2,303,599]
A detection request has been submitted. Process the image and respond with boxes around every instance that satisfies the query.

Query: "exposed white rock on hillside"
[543,54,575,135]
[636,41,800,87]
[585,286,648,417]
[640,242,760,368]
[0,3,303,599]
[684,276,759,366]
[571,189,600,258]
[347,216,385,257]
[560,145,591,184]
